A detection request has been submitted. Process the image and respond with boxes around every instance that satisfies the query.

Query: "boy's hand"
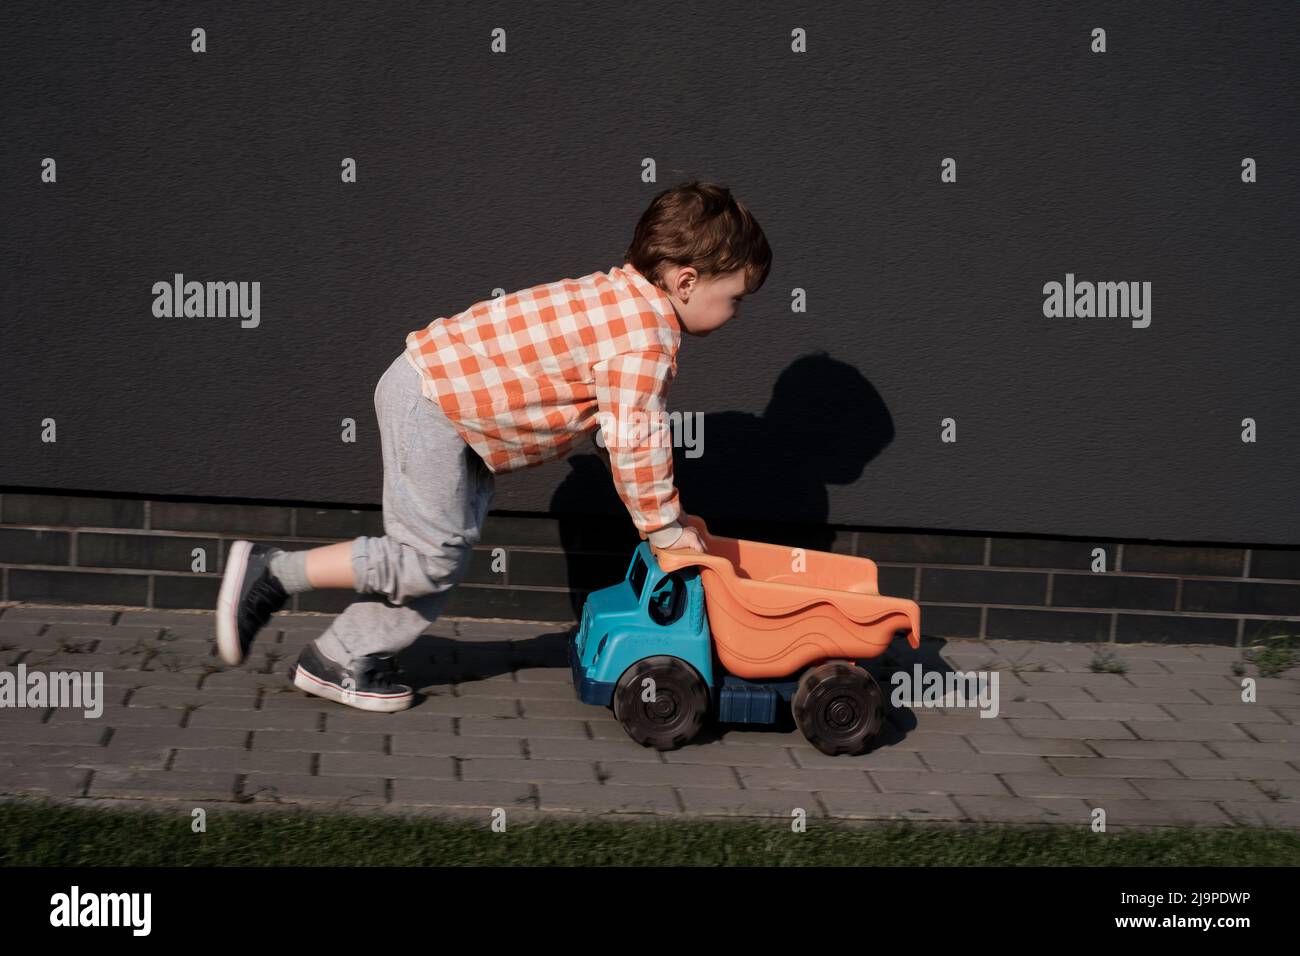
[662,527,708,553]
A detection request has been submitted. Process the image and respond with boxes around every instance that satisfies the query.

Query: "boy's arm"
[591,350,685,549]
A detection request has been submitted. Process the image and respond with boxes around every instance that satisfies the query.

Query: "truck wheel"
[613,656,709,751]
[792,661,883,756]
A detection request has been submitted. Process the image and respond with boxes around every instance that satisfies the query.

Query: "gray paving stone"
[512,667,572,684]
[240,773,386,805]
[197,671,287,694]
[1210,741,1300,760]
[919,752,1055,774]
[1097,800,1237,827]
[391,778,534,809]
[538,783,680,814]
[1156,659,1246,675]
[868,770,1009,795]
[250,731,386,753]
[815,791,966,821]
[870,732,978,753]
[98,670,204,689]
[0,744,167,771]
[520,699,616,719]
[661,742,799,768]
[735,766,874,792]
[409,696,520,717]
[1086,739,1216,759]
[129,689,258,710]
[1017,672,1131,686]
[1162,704,1287,723]
[794,748,927,770]
[323,711,456,735]
[953,795,1093,825]
[911,714,1018,735]
[89,768,236,801]
[466,680,576,701]
[391,732,524,758]
[317,753,456,780]
[1083,685,1207,703]
[1129,778,1275,802]
[111,726,246,750]
[1101,645,1208,662]
[1171,758,1300,779]
[458,717,588,738]
[1219,802,1300,827]
[527,737,663,763]
[1127,720,1251,742]
[0,766,90,796]
[0,723,108,746]
[1002,685,1098,702]
[1046,757,1180,778]
[601,761,738,789]
[1237,722,1297,742]
[1125,674,1239,690]
[1001,774,1143,799]
[1008,718,1135,739]
[966,735,1094,757]
[1048,702,1172,721]
[185,709,322,732]
[957,701,1057,718]
[60,706,186,729]
[460,757,596,785]
[172,747,313,775]
[2,607,118,623]
[676,786,821,818]
[712,726,808,746]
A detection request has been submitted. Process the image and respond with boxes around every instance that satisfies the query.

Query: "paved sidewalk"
[0,604,1297,830]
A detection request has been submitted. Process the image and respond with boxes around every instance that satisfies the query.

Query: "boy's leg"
[308,351,495,666]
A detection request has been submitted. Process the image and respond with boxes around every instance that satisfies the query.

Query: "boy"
[214,180,771,712]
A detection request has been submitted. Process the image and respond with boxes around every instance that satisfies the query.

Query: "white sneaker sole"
[215,539,253,666]
[292,665,413,713]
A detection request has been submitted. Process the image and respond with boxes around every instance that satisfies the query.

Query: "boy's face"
[650,264,749,337]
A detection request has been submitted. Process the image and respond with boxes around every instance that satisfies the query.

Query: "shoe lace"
[244,574,287,621]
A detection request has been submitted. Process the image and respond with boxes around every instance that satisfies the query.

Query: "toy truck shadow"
[570,516,925,756]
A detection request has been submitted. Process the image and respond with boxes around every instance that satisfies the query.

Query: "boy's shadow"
[550,352,896,618]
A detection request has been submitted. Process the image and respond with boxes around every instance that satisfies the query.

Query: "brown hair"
[623,180,772,295]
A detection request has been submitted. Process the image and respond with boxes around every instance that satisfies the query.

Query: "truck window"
[648,573,687,626]
[628,553,648,600]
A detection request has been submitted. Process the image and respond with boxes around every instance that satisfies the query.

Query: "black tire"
[612,656,710,751]
[792,661,884,756]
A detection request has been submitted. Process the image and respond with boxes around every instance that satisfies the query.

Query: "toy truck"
[569,515,921,756]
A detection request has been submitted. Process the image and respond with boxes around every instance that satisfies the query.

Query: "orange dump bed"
[652,516,922,681]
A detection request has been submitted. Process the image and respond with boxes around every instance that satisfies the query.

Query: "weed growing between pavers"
[0,799,1297,867]
[1243,626,1298,678]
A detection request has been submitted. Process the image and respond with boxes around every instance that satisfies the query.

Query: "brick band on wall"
[1,491,1298,648]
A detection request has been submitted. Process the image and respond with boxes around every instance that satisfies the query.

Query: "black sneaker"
[215,541,289,666]
[291,642,414,713]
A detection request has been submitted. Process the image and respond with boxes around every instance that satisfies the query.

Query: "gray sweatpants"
[314,351,496,666]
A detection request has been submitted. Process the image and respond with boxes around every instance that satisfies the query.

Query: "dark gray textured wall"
[2,1,1298,545]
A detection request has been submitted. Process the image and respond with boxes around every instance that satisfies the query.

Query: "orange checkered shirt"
[403,262,686,546]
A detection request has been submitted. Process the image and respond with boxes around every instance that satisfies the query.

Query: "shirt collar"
[619,262,682,335]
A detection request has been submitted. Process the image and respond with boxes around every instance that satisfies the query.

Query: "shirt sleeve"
[591,349,683,539]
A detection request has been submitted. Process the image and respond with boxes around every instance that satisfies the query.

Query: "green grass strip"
[1,799,1296,867]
